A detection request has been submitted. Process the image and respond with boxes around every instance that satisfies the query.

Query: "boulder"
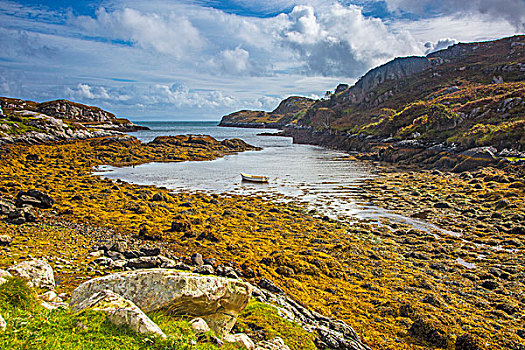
[0,314,5,332]
[224,333,255,349]
[16,190,55,209]
[0,235,12,246]
[70,269,253,336]
[190,317,210,334]
[0,198,15,214]
[255,337,290,350]
[8,259,55,290]
[194,264,214,275]
[455,333,483,350]
[127,256,161,269]
[191,253,204,266]
[409,316,452,348]
[73,289,166,339]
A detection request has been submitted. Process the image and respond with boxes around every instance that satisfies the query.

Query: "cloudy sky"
[0,0,523,120]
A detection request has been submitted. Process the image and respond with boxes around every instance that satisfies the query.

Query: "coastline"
[0,131,523,349]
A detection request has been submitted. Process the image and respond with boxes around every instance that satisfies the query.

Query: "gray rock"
[194,264,214,275]
[127,256,161,269]
[8,259,55,290]
[255,337,290,350]
[74,289,166,339]
[0,235,12,246]
[70,269,252,336]
[224,333,255,349]
[16,189,54,209]
[92,257,115,267]
[190,318,210,334]
[191,253,204,266]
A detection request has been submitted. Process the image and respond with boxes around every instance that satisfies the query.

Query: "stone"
[216,265,239,279]
[255,337,290,350]
[224,333,255,349]
[93,257,115,267]
[70,269,253,336]
[39,291,63,303]
[110,241,128,253]
[0,235,12,246]
[127,256,161,269]
[140,246,160,257]
[191,253,204,266]
[8,259,55,290]
[0,314,5,332]
[258,278,284,294]
[151,193,166,202]
[16,189,55,209]
[0,198,15,215]
[194,264,214,275]
[408,316,452,349]
[74,289,166,339]
[455,333,483,350]
[0,269,12,285]
[190,317,210,334]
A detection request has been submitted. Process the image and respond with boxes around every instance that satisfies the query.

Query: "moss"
[235,300,316,350]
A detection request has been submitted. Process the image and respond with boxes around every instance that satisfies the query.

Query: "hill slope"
[221,35,525,157]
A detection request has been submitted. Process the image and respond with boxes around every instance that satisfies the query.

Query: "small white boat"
[241,173,269,183]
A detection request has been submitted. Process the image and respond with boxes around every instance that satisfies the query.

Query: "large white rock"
[8,260,55,290]
[74,289,166,339]
[70,269,252,336]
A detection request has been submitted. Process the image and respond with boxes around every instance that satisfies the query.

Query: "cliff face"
[0,97,148,133]
[221,35,525,156]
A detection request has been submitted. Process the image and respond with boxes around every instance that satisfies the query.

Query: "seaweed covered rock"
[455,333,484,350]
[70,269,253,336]
[16,189,54,209]
[409,316,453,348]
[7,259,55,290]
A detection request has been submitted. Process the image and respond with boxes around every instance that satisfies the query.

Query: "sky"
[0,0,524,120]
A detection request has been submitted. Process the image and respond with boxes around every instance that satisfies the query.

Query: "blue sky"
[0,0,523,120]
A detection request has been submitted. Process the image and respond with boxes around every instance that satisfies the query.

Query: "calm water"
[97,121,373,218]
[95,121,461,235]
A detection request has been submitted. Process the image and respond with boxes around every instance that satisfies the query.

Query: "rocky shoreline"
[0,130,523,349]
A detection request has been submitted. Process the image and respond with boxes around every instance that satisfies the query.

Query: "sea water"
[95,121,460,236]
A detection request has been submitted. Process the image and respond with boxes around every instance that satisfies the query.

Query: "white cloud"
[424,38,457,54]
[75,7,204,59]
[219,47,251,74]
[385,0,525,30]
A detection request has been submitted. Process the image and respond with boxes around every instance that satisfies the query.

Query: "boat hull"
[241,173,269,183]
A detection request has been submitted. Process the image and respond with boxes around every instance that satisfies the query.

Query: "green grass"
[0,277,241,350]
[234,300,316,350]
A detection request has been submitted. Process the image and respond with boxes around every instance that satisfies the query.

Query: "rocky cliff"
[220,35,525,167]
[0,97,149,145]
